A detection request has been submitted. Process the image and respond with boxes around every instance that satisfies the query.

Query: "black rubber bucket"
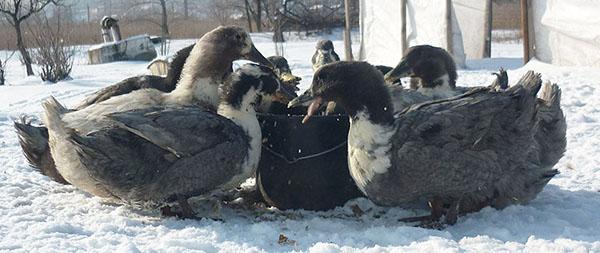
[256,113,364,211]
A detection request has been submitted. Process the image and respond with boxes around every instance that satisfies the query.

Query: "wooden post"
[483,0,492,58]
[521,0,531,63]
[400,0,407,54]
[343,0,354,61]
[184,0,189,20]
[445,0,453,55]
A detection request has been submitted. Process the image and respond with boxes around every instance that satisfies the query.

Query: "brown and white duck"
[15,26,274,185]
[42,61,280,217]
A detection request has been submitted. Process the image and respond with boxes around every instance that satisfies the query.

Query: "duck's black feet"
[160,198,197,219]
[398,197,460,229]
[491,68,509,90]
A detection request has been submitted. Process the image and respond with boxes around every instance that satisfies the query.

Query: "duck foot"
[187,196,224,221]
[398,197,460,228]
[160,198,196,219]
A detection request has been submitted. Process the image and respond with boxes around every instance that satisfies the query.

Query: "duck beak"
[276,83,298,102]
[243,44,275,69]
[280,72,301,85]
[288,92,322,124]
[384,59,412,84]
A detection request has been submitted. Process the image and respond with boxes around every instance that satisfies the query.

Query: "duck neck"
[346,108,395,194]
[168,42,233,109]
[217,89,261,178]
[339,83,395,126]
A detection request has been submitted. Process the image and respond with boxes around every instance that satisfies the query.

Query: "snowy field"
[1,31,599,252]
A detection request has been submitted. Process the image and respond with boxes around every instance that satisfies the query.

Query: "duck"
[384,45,458,99]
[311,40,343,115]
[289,61,566,225]
[383,45,509,99]
[268,55,301,89]
[311,40,340,72]
[42,62,280,217]
[15,26,274,185]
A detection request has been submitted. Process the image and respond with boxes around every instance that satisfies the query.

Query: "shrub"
[29,15,76,83]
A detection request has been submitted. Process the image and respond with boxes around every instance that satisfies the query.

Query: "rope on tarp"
[261,141,348,164]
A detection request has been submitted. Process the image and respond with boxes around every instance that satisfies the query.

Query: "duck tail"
[13,116,68,184]
[536,82,567,168]
[41,96,70,140]
[504,80,564,207]
[509,71,543,130]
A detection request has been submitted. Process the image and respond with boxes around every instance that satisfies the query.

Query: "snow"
[1,31,600,252]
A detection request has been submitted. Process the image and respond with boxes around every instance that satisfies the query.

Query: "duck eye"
[236,34,242,41]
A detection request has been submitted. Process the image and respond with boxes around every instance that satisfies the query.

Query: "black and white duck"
[41,63,279,217]
[383,45,509,99]
[290,61,566,225]
[15,26,274,185]
[311,40,340,72]
[311,40,343,115]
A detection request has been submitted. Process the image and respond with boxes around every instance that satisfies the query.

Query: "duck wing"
[385,71,548,208]
[76,75,169,110]
[71,106,249,205]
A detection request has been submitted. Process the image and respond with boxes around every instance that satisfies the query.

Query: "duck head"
[384,45,457,89]
[312,40,339,71]
[221,64,286,112]
[192,26,274,77]
[267,55,300,104]
[172,26,274,109]
[289,61,393,124]
[316,40,336,54]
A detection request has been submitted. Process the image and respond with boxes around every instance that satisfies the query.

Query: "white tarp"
[453,0,488,59]
[359,0,405,67]
[531,0,600,67]
[359,0,491,68]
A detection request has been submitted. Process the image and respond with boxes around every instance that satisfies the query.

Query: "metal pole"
[400,0,407,54]
[344,0,354,61]
[521,0,531,63]
[483,0,492,58]
[446,0,453,55]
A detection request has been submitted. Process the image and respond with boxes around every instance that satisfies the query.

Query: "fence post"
[521,0,531,63]
[344,0,354,61]
[484,0,492,58]
[400,0,407,54]
[446,0,453,56]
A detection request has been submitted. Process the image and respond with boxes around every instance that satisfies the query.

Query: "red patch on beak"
[302,97,323,124]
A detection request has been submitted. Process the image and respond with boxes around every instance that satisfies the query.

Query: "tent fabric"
[453,0,488,59]
[531,0,600,68]
[358,0,405,67]
[359,0,490,68]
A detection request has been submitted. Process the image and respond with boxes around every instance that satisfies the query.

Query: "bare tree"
[0,50,16,85]
[0,0,61,76]
[253,0,262,32]
[243,0,253,32]
[158,0,169,38]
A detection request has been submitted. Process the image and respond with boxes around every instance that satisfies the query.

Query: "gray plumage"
[14,45,194,185]
[16,26,274,186]
[67,106,248,207]
[41,63,279,209]
[293,62,565,217]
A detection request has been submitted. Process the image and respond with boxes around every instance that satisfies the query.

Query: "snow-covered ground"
[1,31,599,252]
